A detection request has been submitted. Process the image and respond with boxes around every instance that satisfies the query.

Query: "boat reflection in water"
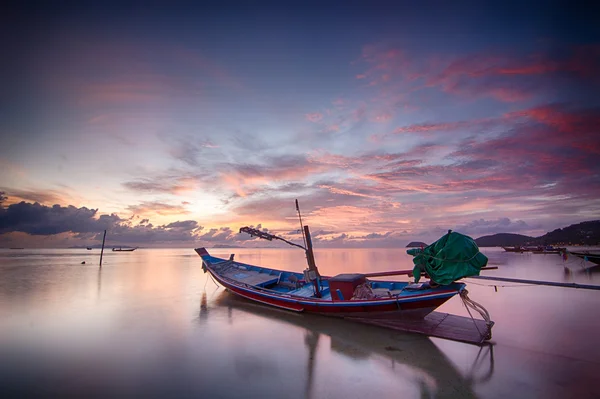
[201,290,493,399]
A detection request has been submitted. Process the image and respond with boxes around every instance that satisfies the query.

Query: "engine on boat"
[328,273,367,300]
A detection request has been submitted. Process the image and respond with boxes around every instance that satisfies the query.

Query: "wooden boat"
[196,246,465,319]
[569,251,600,265]
[194,202,494,344]
[112,247,137,252]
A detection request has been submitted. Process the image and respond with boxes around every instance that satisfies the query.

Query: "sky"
[1,1,599,248]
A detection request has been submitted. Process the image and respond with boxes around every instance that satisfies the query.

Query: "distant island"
[406,241,428,248]
[475,220,600,247]
[213,244,243,248]
[474,233,534,247]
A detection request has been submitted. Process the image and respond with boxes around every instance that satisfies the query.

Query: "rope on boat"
[460,289,494,341]
[208,273,220,288]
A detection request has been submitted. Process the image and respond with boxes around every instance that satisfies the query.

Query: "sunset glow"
[1,2,599,248]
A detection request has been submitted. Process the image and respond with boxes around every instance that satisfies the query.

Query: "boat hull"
[197,248,463,319]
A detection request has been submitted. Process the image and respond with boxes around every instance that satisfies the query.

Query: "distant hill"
[406,241,428,248]
[475,233,534,247]
[537,220,600,246]
[475,220,600,247]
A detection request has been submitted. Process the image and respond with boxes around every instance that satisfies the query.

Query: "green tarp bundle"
[407,230,488,285]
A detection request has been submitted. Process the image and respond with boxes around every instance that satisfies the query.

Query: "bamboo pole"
[467,275,600,291]
[99,230,106,267]
[363,266,498,278]
[304,226,321,298]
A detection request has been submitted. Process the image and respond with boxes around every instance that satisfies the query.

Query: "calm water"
[1,247,599,398]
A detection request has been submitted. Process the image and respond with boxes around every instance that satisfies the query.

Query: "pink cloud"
[370,113,393,123]
[487,87,533,102]
[356,43,600,104]
[127,201,190,216]
[123,175,202,196]
[382,117,500,139]
[305,112,324,123]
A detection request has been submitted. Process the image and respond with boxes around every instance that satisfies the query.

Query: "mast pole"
[304,225,321,298]
[296,199,308,249]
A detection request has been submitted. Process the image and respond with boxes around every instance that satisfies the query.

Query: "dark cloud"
[107,220,202,244]
[164,220,201,230]
[0,188,65,205]
[0,199,206,245]
[198,227,233,242]
[359,232,393,239]
[0,201,120,235]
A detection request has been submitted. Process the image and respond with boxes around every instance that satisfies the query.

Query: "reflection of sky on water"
[0,248,599,398]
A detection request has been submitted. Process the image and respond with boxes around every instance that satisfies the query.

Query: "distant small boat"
[86,247,93,250]
[9,247,24,250]
[502,246,525,252]
[569,251,600,265]
[112,247,137,252]
[531,246,566,254]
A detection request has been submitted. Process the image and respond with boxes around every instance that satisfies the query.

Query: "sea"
[1,247,599,398]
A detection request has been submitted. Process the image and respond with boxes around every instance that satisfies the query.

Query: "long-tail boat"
[112,247,137,252]
[195,201,495,344]
[502,246,525,252]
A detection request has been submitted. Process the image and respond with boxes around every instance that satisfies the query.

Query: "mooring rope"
[460,289,493,340]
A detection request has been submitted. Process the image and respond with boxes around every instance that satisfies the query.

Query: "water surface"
[1,247,599,398]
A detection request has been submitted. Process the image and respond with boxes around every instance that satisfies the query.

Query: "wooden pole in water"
[99,230,106,267]
[468,275,600,291]
[304,226,321,298]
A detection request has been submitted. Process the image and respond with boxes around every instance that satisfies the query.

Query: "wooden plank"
[350,311,491,345]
